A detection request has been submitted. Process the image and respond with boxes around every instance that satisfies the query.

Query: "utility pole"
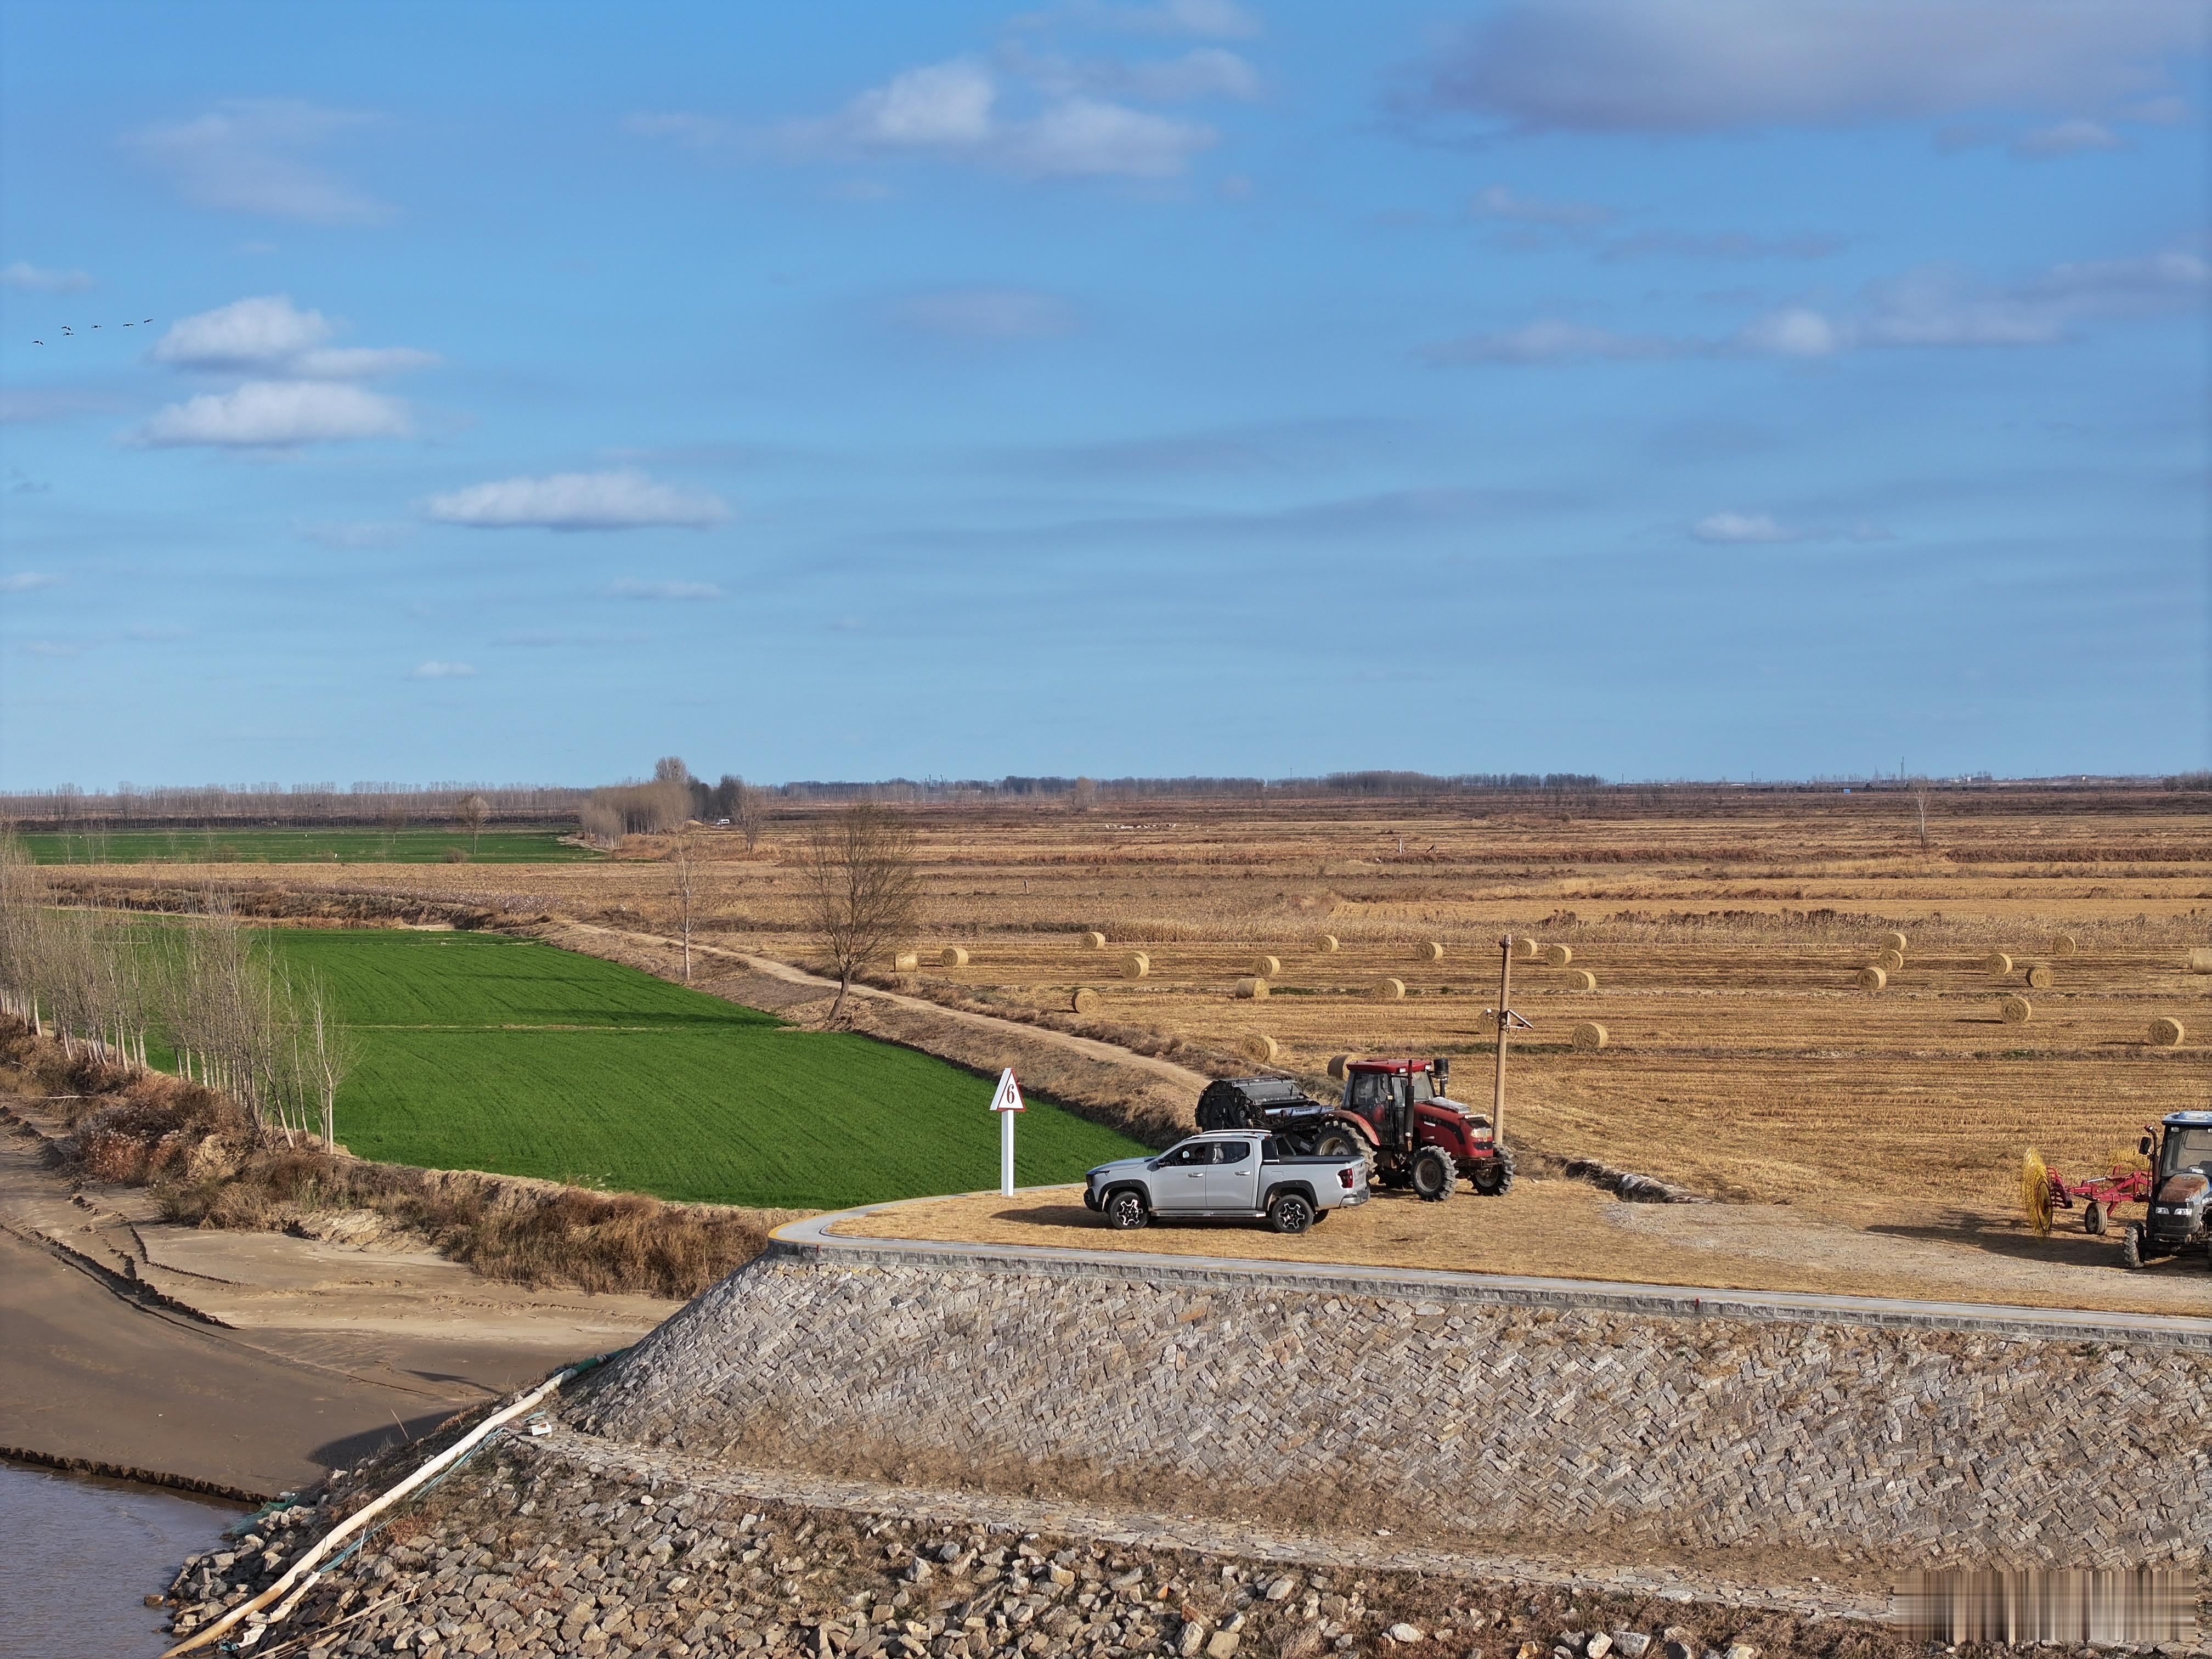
[1493,935,1514,1145]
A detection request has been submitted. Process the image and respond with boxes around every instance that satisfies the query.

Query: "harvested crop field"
[264,930,1146,1210]
[21,825,595,865]
[49,786,2212,1285]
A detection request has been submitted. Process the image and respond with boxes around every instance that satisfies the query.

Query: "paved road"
[775,1197,2212,1349]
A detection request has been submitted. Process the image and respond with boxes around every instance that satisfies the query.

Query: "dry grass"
[39,787,2212,1281]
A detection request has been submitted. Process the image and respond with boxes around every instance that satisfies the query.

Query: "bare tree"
[1910,780,1934,851]
[729,776,766,854]
[669,825,701,984]
[1070,776,1097,814]
[456,792,490,853]
[799,803,922,1025]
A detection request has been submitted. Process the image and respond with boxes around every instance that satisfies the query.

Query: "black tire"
[1105,1189,1149,1231]
[2082,1200,2106,1237]
[1314,1128,1362,1163]
[1468,1149,1515,1197]
[1409,1146,1455,1202]
[2119,1224,2142,1269]
[1267,1191,1315,1234]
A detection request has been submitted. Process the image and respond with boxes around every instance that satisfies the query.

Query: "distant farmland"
[268,929,1145,1210]
[23,826,597,865]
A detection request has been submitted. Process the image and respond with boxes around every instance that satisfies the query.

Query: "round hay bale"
[1562,968,1597,991]
[891,951,919,972]
[1327,1053,1351,1080]
[2000,994,2032,1024]
[2024,963,2053,989]
[1875,949,1905,973]
[1372,976,1406,1001]
[1511,936,1539,962]
[1233,976,1271,1000]
[1070,987,1101,1015]
[2148,1016,2185,1047]
[1542,943,1573,968]
[939,946,969,968]
[1571,1020,1608,1051]
[1081,930,1108,951]
[1240,1033,1280,1064]
[1120,952,1150,980]
[1313,933,1340,953]
[2051,932,2079,957]
[1883,931,1909,955]
[1253,955,1282,979]
[1982,951,2013,975]
[2187,947,2212,974]
[1857,966,1888,990]
[1418,940,1444,962]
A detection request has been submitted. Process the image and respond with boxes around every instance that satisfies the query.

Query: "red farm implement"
[2022,1142,2154,1237]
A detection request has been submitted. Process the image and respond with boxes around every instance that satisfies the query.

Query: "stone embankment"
[580,1251,2209,1576]
[162,1433,1926,1659]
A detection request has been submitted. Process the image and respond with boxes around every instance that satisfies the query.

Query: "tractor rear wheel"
[1468,1150,1515,1197]
[1410,1147,1455,1202]
[1105,1190,1149,1231]
[1267,1192,1315,1234]
[2082,1200,2106,1236]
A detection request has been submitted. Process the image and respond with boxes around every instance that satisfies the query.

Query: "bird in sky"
[31,339,42,346]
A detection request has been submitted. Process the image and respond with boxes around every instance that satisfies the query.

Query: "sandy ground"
[1,1101,678,1496]
[833,1180,2212,1318]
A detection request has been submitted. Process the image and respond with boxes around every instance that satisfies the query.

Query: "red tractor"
[1193,1057,1513,1200]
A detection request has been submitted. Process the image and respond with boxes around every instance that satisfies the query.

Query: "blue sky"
[1,0,2205,788]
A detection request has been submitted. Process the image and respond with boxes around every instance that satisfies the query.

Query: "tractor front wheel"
[1268,1192,1315,1235]
[1105,1190,1149,1231]
[2082,1200,2106,1236]
[2119,1224,2142,1269]
[1410,1147,1455,1202]
[1468,1150,1515,1197]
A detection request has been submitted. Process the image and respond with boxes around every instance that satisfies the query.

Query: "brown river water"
[0,1459,243,1658]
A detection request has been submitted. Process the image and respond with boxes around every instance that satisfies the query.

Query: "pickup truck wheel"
[1410,1147,1455,1201]
[2081,1200,2106,1236]
[1105,1189,1149,1231]
[1468,1151,1514,1197]
[1267,1192,1315,1234]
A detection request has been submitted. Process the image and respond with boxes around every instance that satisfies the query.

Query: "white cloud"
[132,381,411,447]
[425,470,729,531]
[1,572,62,593]
[1,261,95,294]
[1015,97,1214,176]
[1104,48,1262,102]
[2012,117,2123,158]
[1736,307,1846,357]
[409,661,476,679]
[611,579,724,601]
[150,296,436,378]
[766,58,1215,178]
[295,519,413,549]
[122,99,391,224]
[1471,184,1610,228]
[1409,0,2199,133]
[153,295,332,368]
[890,287,1079,340]
[1691,511,1797,544]
[21,641,80,658]
[1424,319,1677,364]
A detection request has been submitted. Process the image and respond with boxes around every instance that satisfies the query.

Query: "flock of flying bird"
[30,319,154,345]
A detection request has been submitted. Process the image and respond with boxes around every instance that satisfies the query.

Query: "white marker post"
[989,1066,1026,1195]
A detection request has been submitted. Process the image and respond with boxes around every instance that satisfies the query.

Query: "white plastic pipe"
[162,1352,618,1657]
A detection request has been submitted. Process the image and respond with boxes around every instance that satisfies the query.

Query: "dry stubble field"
[57,788,2212,1310]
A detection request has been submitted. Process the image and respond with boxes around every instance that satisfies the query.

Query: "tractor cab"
[1339,1058,1494,1159]
[2134,1109,2212,1266]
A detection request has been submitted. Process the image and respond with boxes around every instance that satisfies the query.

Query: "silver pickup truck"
[1081,1130,1369,1234]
